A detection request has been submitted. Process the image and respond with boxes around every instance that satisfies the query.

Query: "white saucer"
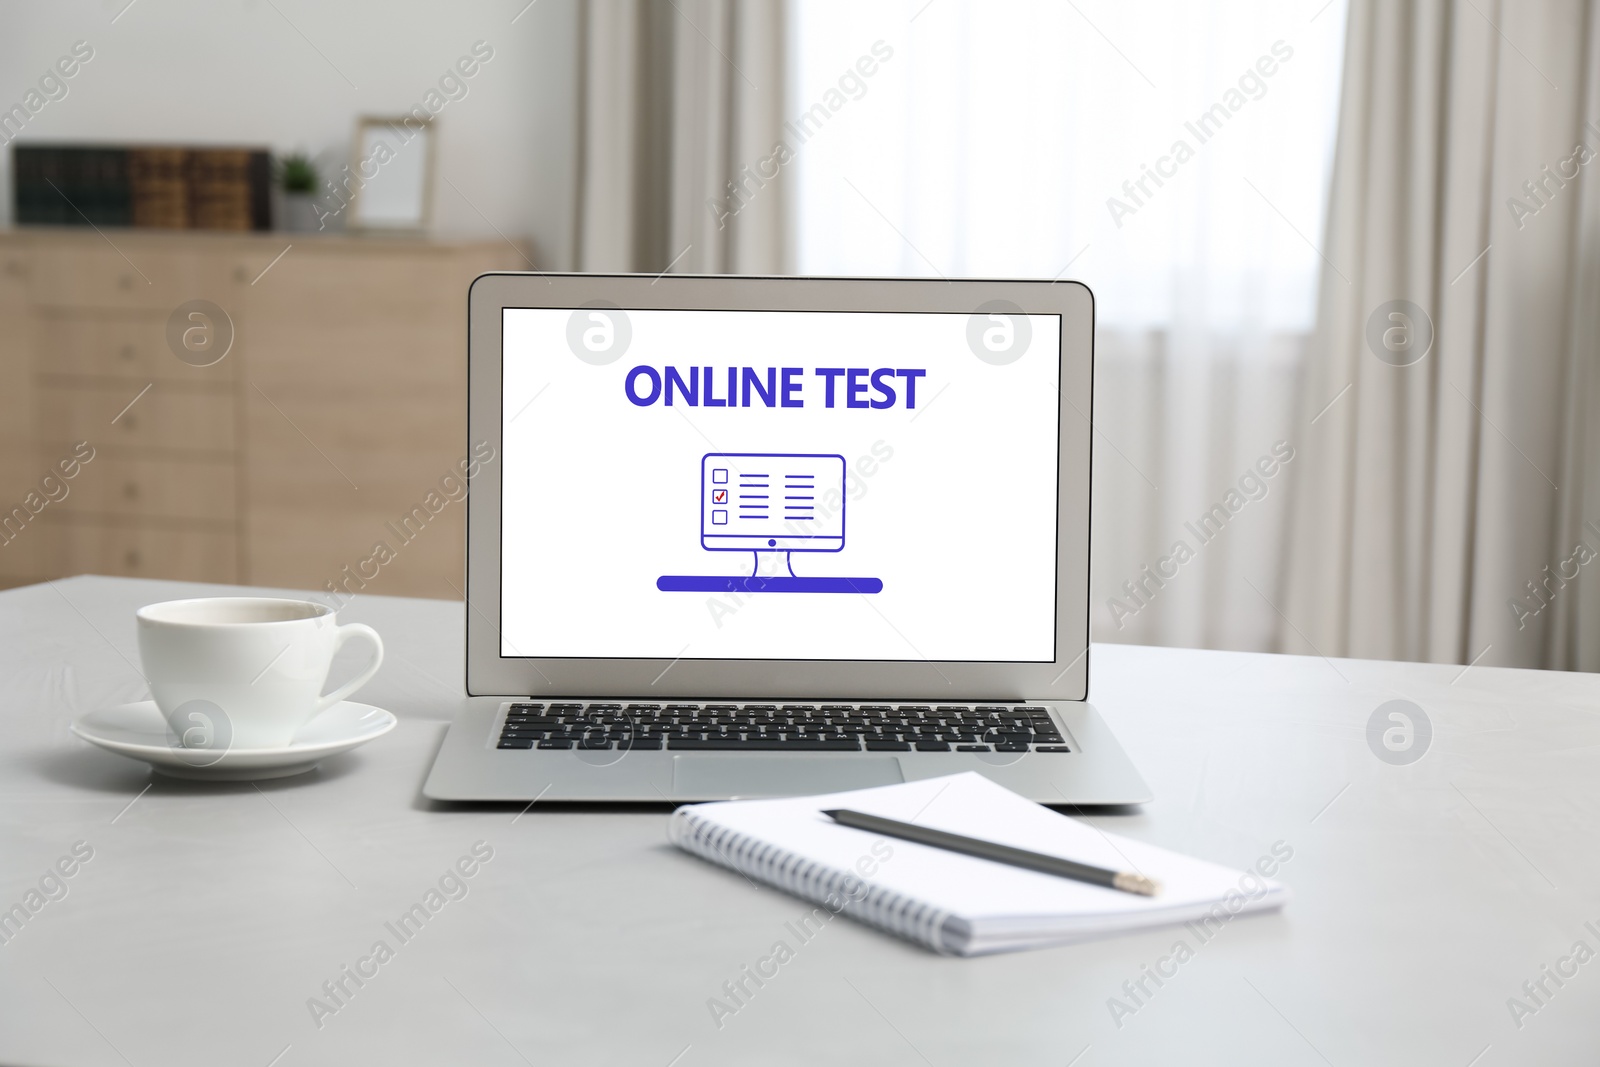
[71,700,397,781]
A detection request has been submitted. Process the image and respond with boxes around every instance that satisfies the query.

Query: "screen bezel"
[467,274,1093,701]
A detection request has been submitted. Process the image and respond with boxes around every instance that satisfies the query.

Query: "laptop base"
[423,700,1151,806]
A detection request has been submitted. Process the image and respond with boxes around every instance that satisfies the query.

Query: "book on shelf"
[129,147,189,228]
[13,144,272,231]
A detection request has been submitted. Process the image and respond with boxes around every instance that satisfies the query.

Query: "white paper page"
[685,773,1288,927]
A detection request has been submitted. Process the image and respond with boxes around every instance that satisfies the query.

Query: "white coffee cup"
[136,597,385,750]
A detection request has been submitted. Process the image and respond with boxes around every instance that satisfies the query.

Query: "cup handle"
[315,623,385,714]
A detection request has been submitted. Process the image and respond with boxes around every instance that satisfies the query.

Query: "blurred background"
[2,0,1597,672]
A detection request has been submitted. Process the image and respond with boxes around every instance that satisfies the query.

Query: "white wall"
[0,0,580,266]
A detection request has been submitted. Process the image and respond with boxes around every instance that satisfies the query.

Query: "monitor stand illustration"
[656,452,883,594]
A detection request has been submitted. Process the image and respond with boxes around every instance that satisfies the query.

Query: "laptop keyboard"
[496,703,1070,753]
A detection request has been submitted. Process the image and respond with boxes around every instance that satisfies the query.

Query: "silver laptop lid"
[466,274,1092,701]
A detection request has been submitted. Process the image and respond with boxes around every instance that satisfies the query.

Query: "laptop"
[422,273,1150,805]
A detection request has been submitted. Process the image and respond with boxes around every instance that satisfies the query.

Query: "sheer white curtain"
[788,0,1346,650]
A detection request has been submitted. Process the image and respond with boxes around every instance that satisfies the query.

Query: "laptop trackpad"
[673,755,904,799]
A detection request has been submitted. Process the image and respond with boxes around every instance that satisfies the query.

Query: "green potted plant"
[276,152,323,232]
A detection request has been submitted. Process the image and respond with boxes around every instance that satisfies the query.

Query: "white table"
[2,575,1596,1066]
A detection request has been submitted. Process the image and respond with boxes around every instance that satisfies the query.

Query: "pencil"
[821,808,1160,896]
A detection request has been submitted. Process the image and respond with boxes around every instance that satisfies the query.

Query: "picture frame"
[345,114,435,233]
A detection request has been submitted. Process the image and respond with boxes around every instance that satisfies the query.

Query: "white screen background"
[501,309,1061,661]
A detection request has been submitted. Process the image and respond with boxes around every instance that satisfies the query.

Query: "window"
[789,0,1347,333]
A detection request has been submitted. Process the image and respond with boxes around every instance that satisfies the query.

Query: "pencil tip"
[820,809,842,819]
[1113,872,1161,896]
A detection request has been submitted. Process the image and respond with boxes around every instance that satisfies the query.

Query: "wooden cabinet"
[0,247,36,585]
[0,230,522,597]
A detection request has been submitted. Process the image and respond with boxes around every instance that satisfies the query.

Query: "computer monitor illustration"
[656,452,883,594]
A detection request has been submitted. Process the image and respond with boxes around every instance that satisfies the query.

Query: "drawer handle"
[121,344,136,361]
[121,414,137,431]
[123,482,139,500]
[124,549,142,569]
[119,275,134,291]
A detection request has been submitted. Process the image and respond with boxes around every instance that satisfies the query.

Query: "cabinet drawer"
[36,383,235,454]
[26,246,205,311]
[0,258,30,458]
[0,518,40,586]
[245,252,470,393]
[37,518,237,582]
[33,312,235,382]
[52,453,236,522]
[248,507,463,599]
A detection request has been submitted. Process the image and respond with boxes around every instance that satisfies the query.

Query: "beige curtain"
[574,0,787,274]
[1283,0,1600,670]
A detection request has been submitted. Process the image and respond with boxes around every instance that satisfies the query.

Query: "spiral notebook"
[668,772,1289,956]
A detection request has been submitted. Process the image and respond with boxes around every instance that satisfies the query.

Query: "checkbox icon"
[712,509,728,525]
[712,489,727,504]
[712,468,728,484]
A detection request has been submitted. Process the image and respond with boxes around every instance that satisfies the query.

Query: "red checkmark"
[713,490,727,503]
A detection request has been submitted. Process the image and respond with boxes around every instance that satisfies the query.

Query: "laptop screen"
[500,307,1062,663]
